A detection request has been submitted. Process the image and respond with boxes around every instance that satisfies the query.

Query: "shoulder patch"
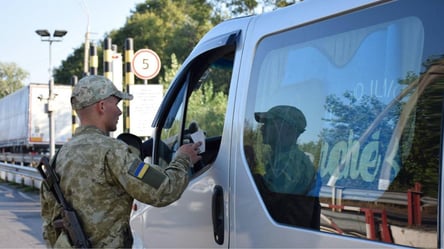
[128,160,166,189]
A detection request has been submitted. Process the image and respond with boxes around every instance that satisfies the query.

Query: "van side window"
[243,7,441,248]
[157,51,234,175]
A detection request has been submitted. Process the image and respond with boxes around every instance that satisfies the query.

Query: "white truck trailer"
[0,83,72,154]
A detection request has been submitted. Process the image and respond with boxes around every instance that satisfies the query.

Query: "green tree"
[229,0,258,15]
[110,0,214,83]
[0,62,28,98]
[54,43,94,84]
[55,0,215,85]
[186,82,228,137]
[398,79,442,196]
[160,53,180,90]
[392,62,444,197]
[54,0,298,85]
[212,0,299,16]
[321,63,443,196]
[321,91,398,146]
[243,123,272,175]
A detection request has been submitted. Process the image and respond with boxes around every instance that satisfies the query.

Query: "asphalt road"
[0,181,45,248]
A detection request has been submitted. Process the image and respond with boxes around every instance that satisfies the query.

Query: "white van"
[130,0,444,248]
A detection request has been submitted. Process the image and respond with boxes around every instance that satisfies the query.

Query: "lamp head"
[53,30,67,38]
[35,29,50,37]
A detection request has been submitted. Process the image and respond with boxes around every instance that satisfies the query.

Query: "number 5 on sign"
[132,49,161,80]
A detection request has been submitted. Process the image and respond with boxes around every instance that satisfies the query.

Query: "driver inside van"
[253,105,321,229]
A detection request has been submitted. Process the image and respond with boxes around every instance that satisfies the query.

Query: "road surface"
[0,181,45,248]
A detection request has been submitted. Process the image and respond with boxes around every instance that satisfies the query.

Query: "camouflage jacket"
[263,143,316,195]
[40,125,192,248]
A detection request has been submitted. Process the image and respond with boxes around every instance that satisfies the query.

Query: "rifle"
[37,156,92,248]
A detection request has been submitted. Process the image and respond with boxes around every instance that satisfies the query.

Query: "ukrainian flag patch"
[134,162,149,179]
[128,159,166,189]
[128,160,148,178]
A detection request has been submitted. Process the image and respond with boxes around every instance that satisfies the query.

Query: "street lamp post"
[35,29,67,158]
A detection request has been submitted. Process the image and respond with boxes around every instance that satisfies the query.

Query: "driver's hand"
[177,142,202,165]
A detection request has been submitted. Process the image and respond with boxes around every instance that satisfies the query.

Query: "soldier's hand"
[178,142,202,165]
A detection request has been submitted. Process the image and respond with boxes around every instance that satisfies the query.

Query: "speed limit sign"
[131,49,161,80]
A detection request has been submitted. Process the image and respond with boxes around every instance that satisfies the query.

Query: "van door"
[130,30,242,248]
[235,0,443,248]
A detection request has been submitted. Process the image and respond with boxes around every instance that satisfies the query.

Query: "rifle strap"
[45,148,62,190]
[51,147,62,169]
[48,147,92,246]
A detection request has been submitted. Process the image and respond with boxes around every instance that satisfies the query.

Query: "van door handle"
[212,185,224,245]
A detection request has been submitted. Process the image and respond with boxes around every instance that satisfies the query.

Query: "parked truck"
[0,83,72,156]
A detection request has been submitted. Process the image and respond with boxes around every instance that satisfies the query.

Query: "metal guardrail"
[0,161,438,208]
[320,186,412,206]
[0,162,42,189]
[0,153,43,166]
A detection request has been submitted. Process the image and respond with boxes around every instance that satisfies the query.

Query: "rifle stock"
[38,156,92,248]
[62,209,91,248]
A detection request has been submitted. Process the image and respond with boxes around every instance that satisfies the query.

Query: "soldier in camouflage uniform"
[254,105,321,229]
[40,75,202,248]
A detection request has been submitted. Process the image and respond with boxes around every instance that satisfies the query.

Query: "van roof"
[200,0,386,45]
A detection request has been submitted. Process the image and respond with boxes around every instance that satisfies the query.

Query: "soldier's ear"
[94,100,105,114]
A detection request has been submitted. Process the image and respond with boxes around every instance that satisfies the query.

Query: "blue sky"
[0,0,144,84]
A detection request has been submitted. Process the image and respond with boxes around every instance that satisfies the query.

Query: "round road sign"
[132,49,161,80]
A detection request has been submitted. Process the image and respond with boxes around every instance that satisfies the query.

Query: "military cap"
[71,75,133,110]
[255,105,307,132]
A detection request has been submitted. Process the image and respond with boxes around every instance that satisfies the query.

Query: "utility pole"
[35,29,68,158]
